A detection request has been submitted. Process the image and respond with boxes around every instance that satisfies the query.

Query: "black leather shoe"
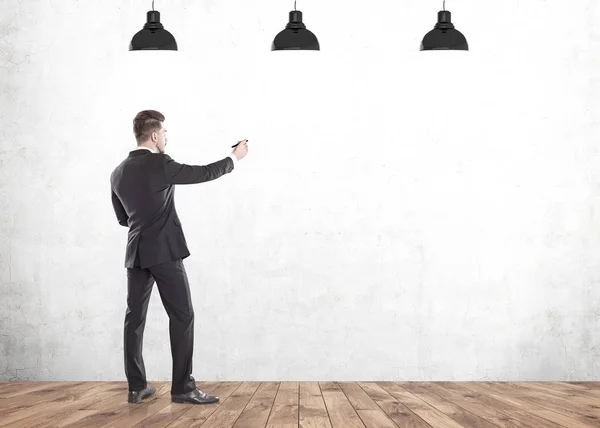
[128,385,156,404]
[171,388,219,404]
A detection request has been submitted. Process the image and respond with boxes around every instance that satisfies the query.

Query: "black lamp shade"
[129,11,178,51]
[420,10,468,51]
[272,11,320,51]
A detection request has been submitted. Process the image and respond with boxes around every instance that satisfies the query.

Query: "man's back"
[110,148,235,268]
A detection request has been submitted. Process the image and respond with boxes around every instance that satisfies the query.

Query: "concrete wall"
[1,0,599,382]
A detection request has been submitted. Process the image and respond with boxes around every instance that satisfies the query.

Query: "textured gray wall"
[1,0,599,382]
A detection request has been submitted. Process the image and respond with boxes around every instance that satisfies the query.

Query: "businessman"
[110,110,248,404]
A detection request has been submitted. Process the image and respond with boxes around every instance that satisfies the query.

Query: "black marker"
[231,139,249,148]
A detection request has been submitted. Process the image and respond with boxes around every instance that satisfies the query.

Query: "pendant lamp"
[272,1,320,51]
[129,0,178,51]
[420,1,468,51]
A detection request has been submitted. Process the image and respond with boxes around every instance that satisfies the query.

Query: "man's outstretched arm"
[162,154,237,185]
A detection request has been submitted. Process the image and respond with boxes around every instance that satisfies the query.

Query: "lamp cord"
[152,0,155,11]
[443,0,445,10]
[294,1,296,10]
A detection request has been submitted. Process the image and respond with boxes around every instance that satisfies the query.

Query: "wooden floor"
[1,381,600,428]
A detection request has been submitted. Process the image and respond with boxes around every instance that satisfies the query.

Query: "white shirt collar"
[134,146,157,153]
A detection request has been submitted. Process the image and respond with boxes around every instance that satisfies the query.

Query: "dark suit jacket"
[110,149,234,268]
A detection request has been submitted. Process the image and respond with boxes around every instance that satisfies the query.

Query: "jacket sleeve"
[161,154,234,185]
[111,189,129,227]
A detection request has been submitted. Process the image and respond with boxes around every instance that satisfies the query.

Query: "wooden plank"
[510,381,600,414]
[357,382,431,428]
[551,382,600,391]
[0,381,70,398]
[0,382,124,428]
[338,382,399,428]
[59,383,143,428]
[320,382,365,428]
[0,382,98,418]
[565,382,600,389]
[0,381,28,394]
[403,382,521,428]
[300,382,322,398]
[0,383,115,426]
[49,382,170,428]
[456,381,595,428]
[131,382,221,428]
[266,381,299,428]
[399,382,499,428]
[233,382,279,428]
[167,382,243,428]
[377,383,467,428]
[499,382,600,425]
[54,387,170,428]
[358,409,400,428]
[338,382,380,410]
[429,382,565,428]
[524,382,600,403]
[198,381,261,428]
[299,382,332,428]
[92,382,174,428]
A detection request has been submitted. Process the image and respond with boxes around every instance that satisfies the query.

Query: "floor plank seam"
[265,381,281,428]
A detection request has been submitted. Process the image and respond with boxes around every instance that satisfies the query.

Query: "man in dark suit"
[110,110,248,404]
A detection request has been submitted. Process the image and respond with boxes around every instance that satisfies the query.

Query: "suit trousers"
[124,258,197,395]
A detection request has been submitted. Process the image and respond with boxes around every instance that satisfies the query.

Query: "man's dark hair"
[133,110,165,144]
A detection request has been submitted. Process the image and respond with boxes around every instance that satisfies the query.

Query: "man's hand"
[232,139,248,161]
